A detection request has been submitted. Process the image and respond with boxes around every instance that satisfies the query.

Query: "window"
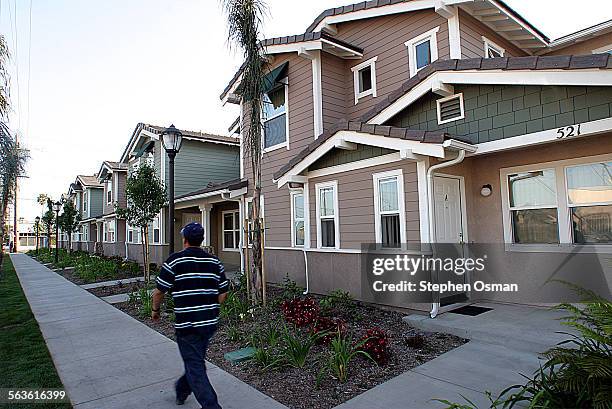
[107,179,113,204]
[83,225,88,242]
[437,93,465,125]
[351,56,378,104]
[127,224,141,244]
[263,84,288,151]
[104,220,116,243]
[502,155,612,247]
[482,36,505,58]
[291,192,305,247]
[406,27,439,77]
[152,215,161,244]
[508,169,559,244]
[316,181,339,249]
[373,170,406,248]
[83,192,88,214]
[222,210,240,251]
[566,161,612,244]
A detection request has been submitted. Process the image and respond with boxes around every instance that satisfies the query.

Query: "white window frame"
[151,215,161,244]
[262,79,289,154]
[405,26,439,78]
[436,93,465,125]
[351,56,378,104]
[103,219,116,243]
[482,36,505,58]
[106,178,113,205]
[500,153,612,251]
[83,225,88,242]
[373,169,407,247]
[290,190,305,247]
[222,210,240,252]
[127,224,141,244]
[83,190,88,216]
[315,180,339,249]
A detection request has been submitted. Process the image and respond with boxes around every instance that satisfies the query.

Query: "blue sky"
[1,0,607,224]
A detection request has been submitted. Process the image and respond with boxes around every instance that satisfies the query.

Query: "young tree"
[58,200,81,253]
[116,163,166,284]
[222,0,268,304]
[41,199,55,250]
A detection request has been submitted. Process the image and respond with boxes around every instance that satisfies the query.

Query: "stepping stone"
[224,347,256,363]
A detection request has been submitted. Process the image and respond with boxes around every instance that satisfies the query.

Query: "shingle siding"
[388,85,612,144]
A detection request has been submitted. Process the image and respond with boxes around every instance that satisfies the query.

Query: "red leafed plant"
[281,297,320,327]
[358,328,390,365]
[311,317,346,344]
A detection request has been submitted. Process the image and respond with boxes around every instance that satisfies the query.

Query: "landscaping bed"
[114,281,467,409]
[86,280,146,297]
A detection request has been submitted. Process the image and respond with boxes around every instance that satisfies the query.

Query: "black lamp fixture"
[161,124,183,254]
[34,216,40,256]
[53,201,62,263]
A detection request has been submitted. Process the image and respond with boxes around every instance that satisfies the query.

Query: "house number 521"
[556,124,581,139]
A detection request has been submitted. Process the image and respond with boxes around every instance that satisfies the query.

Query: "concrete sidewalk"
[11,254,287,409]
[337,302,569,408]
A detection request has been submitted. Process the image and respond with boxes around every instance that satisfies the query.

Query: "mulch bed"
[86,281,147,297]
[55,268,142,286]
[114,288,467,409]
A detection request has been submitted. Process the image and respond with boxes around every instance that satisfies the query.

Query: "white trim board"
[368,69,612,125]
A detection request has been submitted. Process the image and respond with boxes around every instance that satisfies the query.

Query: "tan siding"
[321,53,348,130]
[117,173,127,208]
[459,10,528,58]
[333,10,449,120]
[543,33,612,55]
[308,160,420,250]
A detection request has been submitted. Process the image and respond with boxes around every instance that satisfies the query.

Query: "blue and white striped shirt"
[156,247,229,332]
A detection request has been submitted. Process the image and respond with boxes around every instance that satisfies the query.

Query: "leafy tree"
[116,163,166,283]
[37,193,49,207]
[40,199,55,250]
[58,200,81,253]
[222,0,268,304]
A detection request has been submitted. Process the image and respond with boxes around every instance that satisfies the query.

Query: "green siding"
[388,85,612,144]
[89,188,104,218]
[309,144,395,171]
[171,140,240,197]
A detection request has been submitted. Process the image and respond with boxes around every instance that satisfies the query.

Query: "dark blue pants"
[175,327,221,409]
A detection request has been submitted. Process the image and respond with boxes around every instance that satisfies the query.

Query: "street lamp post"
[161,124,183,255]
[34,216,40,256]
[53,201,61,263]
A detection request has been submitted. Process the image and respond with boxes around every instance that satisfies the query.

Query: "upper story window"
[83,191,88,214]
[405,26,439,77]
[106,178,113,205]
[351,56,378,104]
[316,181,339,249]
[482,36,505,58]
[263,82,288,152]
[502,155,612,246]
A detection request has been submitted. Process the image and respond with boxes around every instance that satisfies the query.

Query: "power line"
[26,0,31,140]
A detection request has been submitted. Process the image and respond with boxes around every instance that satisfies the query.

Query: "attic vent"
[437,93,465,125]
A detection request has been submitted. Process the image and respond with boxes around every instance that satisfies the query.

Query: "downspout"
[426,149,466,318]
[302,248,309,295]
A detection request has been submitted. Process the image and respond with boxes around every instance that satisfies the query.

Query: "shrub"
[320,289,355,313]
[324,331,375,383]
[74,256,119,281]
[128,287,152,319]
[311,317,346,344]
[220,290,250,322]
[120,260,141,275]
[279,275,304,301]
[281,326,316,368]
[281,297,319,327]
[358,328,390,365]
[251,346,282,370]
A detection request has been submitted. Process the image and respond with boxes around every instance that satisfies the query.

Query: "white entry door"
[433,176,465,244]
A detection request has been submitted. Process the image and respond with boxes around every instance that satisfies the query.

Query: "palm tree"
[222,0,268,304]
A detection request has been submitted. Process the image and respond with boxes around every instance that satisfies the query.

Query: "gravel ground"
[86,281,148,297]
[113,289,467,409]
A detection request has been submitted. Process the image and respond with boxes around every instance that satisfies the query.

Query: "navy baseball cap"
[181,222,204,243]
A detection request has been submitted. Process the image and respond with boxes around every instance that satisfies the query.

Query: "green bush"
[74,256,119,281]
[281,326,316,368]
[320,289,355,313]
[323,331,375,383]
[128,287,153,319]
[279,274,304,301]
[220,290,250,322]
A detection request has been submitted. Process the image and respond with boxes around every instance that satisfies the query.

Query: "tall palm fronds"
[222,0,268,303]
[0,34,9,120]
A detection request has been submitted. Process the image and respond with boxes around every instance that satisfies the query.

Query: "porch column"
[199,204,212,247]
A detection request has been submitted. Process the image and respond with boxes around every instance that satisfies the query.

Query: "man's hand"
[151,309,160,322]
[151,289,165,322]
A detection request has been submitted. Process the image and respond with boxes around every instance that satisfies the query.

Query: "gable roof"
[76,175,103,188]
[360,54,612,124]
[272,120,469,181]
[546,19,612,52]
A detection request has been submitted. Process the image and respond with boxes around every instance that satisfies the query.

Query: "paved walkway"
[11,254,287,409]
[337,302,570,408]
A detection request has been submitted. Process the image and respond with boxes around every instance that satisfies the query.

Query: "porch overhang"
[174,179,248,209]
[273,123,475,188]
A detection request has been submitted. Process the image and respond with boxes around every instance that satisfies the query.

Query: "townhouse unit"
[67,175,104,252]
[117,123,241,267]
[222,0,612,314]
[96,161,128,258]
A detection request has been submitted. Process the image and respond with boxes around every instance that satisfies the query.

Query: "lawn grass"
[0,256,71,409]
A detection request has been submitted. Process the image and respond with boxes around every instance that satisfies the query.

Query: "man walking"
[151,222,228,409]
